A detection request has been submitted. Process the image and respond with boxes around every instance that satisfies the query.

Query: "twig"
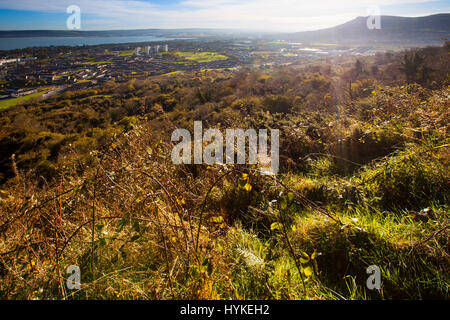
[139,171,191,251]
[195,169,233,254]
[0,185,81,231]
[267,173,342,225]
[411,221,449,250]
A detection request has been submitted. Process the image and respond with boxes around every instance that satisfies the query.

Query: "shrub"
[355,145,449,210]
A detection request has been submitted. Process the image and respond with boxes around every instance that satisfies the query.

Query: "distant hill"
[0,30,159,38]
[286,14,450,45]
[0,14,448,46]
[0,28,247,38]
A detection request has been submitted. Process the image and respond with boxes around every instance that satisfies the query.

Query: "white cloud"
[0,0,442,31]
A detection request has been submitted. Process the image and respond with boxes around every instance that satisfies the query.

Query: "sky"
[0,0,448,32]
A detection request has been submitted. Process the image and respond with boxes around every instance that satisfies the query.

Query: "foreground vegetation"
[0,43,448,300]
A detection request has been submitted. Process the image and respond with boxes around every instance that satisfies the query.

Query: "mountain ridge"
[285,13,450,44]
[0,13,448,46]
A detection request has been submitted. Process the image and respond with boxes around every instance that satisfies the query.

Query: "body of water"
[0,36,186,51]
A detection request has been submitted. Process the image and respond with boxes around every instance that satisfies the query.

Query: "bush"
[355,146,449,210]
[263,95,293,114]
[118,116,139,131]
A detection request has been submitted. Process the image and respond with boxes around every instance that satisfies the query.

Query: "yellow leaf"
[299,257,309,264]
[303,266,313,277]
[271,222,283,231]
[211,216,224,223]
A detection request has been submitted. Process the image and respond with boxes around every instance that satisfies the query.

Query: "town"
[0,38,383,109]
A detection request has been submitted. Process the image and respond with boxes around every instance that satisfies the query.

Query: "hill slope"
[286,14,450,45]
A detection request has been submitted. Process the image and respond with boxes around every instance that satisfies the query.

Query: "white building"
[145,46,151,55]
[164,44,169,52]
[0,58,19,66]
[134,47,141,56]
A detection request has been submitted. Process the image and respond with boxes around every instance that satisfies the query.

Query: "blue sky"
[0,0,448,32]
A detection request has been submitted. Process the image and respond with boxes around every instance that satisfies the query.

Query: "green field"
[265,41,289,45]
[0,91,45,110]
[109,50,135,57]
[81,61,112,65]
[160,71,184,76]
[175,51,229,63]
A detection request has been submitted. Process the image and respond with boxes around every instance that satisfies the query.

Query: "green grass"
[109,50,134,57]
[81,61,112,65]
[160,71,184,76]
[0,91,45,110]
[175,51,229,63]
